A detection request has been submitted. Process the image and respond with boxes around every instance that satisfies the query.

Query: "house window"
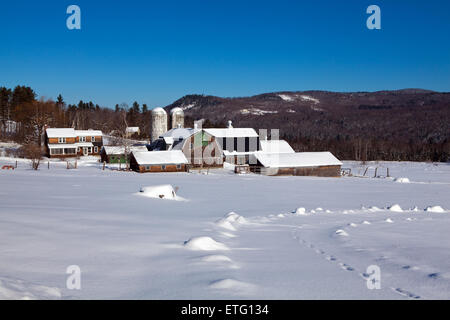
[51,148,63,155]
[58,137,66,144]
[94,146,98,153]
[77,147,80,152]
[161,165,166,170]
[88,147,92,153]
[79,136,86,142]
[176,164,181,169]
[146,166,150,170]
[92,137,96,142]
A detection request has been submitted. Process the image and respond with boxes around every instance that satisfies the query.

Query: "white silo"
[170,107,184,129]
[151,107,168,142]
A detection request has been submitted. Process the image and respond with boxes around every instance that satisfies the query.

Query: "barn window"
[91,136,96,142]
[176,164,181,169]
[58,137,66,143]
[162,165,166,170]
[94,146,98,153]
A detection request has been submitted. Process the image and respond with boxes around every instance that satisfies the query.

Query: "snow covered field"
[0,158,449,299]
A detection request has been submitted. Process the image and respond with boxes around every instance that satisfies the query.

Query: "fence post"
[387,167,390,177]
[48,161,49,169]
[374,167,378,178]
[15,160,18,169]
[103,161,105,171]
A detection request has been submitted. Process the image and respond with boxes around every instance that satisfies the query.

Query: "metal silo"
[151,107,168,142]
[170,107,184,129]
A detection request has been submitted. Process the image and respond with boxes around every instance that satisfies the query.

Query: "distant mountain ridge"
[164,89,450,162]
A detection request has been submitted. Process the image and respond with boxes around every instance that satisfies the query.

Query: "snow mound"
[184,237,229,251]
[293,207,307,215]
[138,185,184,201]
[425,206,445,213]
[209,278,255,291]
[348,223,358,228]
[201,255,232,263]
[362,221,371,225]
[394,177,410,183]
[216,219,236,231]
[385,218,394,223]
[0,277,62,300]
[216,212,247,231]
[335,229,349,237]
[389,204,403,212]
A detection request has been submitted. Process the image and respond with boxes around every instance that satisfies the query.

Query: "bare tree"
[25,144,42,170]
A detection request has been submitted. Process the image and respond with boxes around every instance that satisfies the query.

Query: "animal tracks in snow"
[392,287,421,299]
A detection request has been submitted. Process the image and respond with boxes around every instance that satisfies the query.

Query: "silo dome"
[151,107,168,142]
[170,107,184,129]
[152,107,167,115]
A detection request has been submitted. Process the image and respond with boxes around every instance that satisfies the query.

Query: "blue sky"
[1,0,449,108]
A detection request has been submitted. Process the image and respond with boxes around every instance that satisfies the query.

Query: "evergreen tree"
[0,87,12,120]
[132,101,140,113]
[56,94,64,107]
[10,86,36,119]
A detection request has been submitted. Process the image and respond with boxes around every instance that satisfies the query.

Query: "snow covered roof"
[76,142,94,148]
[46,128,76,138]
[255,152,342,168]
[102,146,148,155]
[126,127,140,133]
[203,128,258,138]
[75,130,103,137]
[46,128,103,138]
[160,127,199,140]
[132,150,188,165]
[259,140,295,154]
